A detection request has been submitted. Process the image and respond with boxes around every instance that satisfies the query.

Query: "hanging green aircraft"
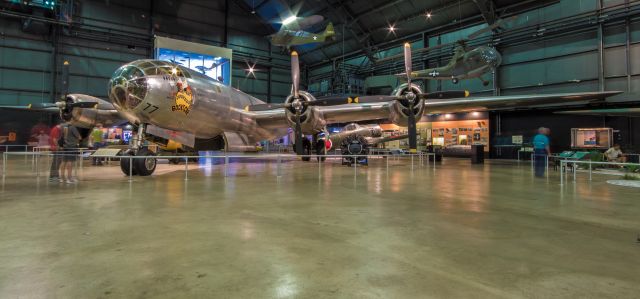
[268,15,335,48]
[381,17,516,86]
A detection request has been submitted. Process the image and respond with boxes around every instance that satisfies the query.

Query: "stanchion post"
[573,162,576,182]
[224,155,229,177]
[277,154,282,177]
[128,156,133,182]
[2,152,6,177]
[184,156,189,181]
[560,161,563,185]
[35,152,39,178]
[589,161,592,181]
[411,154,414,172]
[386,154,389,172]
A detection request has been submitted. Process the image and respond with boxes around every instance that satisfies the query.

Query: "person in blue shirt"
[532,127,551,177]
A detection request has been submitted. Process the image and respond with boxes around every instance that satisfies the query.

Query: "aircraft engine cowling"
[284,90,326,134]
[63,94,122,129]
[388,83,425,126]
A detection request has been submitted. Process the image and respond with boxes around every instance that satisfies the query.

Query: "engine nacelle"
[63,94,123,128]
[284,90,326,134]
[388,83,425,126]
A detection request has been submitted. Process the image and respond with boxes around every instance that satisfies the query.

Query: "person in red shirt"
[48,124,62,182]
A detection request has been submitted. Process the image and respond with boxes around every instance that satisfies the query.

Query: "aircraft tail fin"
[324,22,335,39]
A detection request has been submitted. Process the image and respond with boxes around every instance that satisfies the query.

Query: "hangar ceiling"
[242,0,557,64]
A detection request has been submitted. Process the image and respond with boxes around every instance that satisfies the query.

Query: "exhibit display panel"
[154,36,232,86]
[571,128,612,149]
[431,119,490,152]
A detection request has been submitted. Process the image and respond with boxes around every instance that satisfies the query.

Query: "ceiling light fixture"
[283,16,297,25]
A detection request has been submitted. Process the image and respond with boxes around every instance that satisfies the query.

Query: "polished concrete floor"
[0,156,639,298]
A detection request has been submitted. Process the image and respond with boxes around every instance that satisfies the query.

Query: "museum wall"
[0,0,291,107]
[308,0,640,107]
[490,110,640,158]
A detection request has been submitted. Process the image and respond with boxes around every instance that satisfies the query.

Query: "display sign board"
[154,36,232,86]
[512,135,523,145]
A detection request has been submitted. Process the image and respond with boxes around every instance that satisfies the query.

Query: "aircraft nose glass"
[108,65,148,110]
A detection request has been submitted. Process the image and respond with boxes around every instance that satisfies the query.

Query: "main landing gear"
[120,124,157,176]
[295,133,327,162]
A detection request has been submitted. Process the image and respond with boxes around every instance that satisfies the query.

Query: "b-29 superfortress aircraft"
[22,43,619,176]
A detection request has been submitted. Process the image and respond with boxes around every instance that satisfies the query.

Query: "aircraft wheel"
[169,158,181,165]
[134,148,157,176]
[301,139,312,161]
[120,154,138,176]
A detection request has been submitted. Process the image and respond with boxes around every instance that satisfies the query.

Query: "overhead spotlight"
[171,68,177,74]
[245,62,257,78]
[426,11,432,19]
[388,25,396,32]
[283,16,297,25]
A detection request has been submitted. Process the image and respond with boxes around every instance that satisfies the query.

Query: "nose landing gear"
[119,124,157,176]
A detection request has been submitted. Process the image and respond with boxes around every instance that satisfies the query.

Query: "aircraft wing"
[319,102,393,124]
[554,107,640,117]
[249,91,621,128]
[0,105,60,112]
[423,91,621,114]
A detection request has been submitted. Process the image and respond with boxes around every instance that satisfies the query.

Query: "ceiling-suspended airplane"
[6,43,620,177]
[380,17,516,86]
[268,14,335,48]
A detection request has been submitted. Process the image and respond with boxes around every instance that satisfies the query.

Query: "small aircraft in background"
[269,14,335,48]
[326,123,408,152]
[399,41,501,86]
[382,17,516,86]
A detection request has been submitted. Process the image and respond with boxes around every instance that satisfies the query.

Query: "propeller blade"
[245,103,287,111]
[68,101,99,109]
[294,109,304,155]
[404,42,412,87]
[421,90,470,100]
[291,51,300,99]
[29,103,59,109]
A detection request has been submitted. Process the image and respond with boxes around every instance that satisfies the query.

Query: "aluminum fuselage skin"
[109,60,288,142]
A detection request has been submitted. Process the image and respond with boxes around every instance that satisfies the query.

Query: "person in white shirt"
[604,144,626,163]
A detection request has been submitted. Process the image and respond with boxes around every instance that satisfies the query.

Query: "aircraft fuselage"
[108,60,287,142]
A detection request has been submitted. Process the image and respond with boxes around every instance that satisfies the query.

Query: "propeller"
[290,51,305,155]
[244,45,470,156]
[403,42,418,154]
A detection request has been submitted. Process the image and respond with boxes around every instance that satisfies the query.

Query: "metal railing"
[2,151,437,182]
[0,144,31,152]
[559,160,640,185]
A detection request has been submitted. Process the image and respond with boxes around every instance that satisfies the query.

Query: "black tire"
[452,78,459,84]
[315,139,326,162]
[169,158,181,165]
[120,155,138,176]
[301,138,312,161]
[134,148,157,176]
